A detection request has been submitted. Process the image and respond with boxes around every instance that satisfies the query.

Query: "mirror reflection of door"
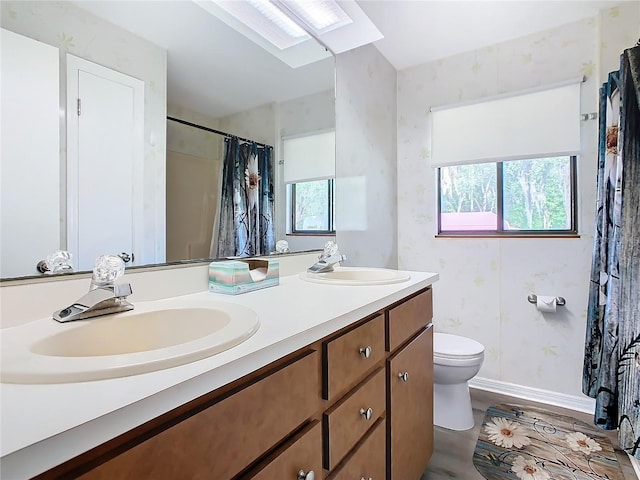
[0,29,60,278]
[66,54,144,271]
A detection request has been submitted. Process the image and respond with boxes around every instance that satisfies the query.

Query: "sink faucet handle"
[320,241,340,260]
[90,255,126,290]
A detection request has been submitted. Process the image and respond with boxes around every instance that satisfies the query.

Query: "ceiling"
[73,1,624,118]
[358,0,625,70]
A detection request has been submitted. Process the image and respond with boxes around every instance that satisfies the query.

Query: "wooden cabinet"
[247,421,322,480]
[387,326,434,480]
[329,418,386,480]
[386,288,434,479]
[75,350,320,480]
[322,287,433,480]
[38,287,434,480]
[387,287,432,353]
[323,367,386,470]
[323,314,385,401]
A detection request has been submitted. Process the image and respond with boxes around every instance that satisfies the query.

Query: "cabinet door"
[329,418,385,480]
[78,350,320,480]
[248,421,322,480]
[387,325,433,480]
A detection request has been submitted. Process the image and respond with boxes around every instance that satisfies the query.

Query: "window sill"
[436,233,580,239]
[286,233,336,237]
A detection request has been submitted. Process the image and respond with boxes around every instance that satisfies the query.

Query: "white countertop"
[0,270,438,479]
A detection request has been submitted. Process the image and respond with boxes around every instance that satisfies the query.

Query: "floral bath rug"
[473,404,624,480]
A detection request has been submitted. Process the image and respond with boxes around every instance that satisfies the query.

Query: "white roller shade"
[430,82,581,167]
[283,130,335,183]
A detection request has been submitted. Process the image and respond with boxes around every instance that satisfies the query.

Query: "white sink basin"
[1,300,259,384]
[299,267,410,286]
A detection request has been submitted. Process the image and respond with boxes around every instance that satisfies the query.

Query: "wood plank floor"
[421,388,638,480]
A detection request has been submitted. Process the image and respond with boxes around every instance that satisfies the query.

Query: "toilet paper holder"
[527,294,566,306]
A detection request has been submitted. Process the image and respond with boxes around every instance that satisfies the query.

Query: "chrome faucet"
[53,255,134,323]
[53,284,133,322]
[308,241,346,273]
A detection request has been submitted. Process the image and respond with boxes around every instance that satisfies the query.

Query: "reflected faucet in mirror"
[36,250,74,275]
[53,255,133,323]
[307,241,346,273]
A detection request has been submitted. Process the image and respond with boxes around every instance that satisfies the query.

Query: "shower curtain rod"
[167,116,272,149]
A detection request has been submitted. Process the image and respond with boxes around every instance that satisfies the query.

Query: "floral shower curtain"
[216,137,275,258]
[583,45,640,459]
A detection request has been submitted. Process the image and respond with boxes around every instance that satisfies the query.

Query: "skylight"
[274,0,353,35]
[196,0,382,68]
[216,0,312,49]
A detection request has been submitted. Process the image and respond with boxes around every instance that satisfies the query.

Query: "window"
[438,156,577,234]
[430,81,582,236]
[291,179,335,233]
[283,130,335,235]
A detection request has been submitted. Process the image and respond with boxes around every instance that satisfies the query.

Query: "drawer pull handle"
[359,407,373,420]
[398,372,409,382]
[359,346,372,358]
[297,469,315,480]
[360,477,373,480]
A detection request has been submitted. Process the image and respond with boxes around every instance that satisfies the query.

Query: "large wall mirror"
[0,0,335,281]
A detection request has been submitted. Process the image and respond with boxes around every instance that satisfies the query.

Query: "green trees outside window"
[438,156,577,234]
[291,179,335,233]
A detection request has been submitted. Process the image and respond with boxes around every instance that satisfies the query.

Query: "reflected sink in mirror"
[1,301,259,384]
[299,267,410,286]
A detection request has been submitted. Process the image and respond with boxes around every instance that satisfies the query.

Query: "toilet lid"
[434,332,484,358]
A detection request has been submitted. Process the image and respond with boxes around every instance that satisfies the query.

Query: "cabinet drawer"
[323,368,385,470]
[328,418,386,480]
[324,314,384,401]
[388,326,433,480]
[248,421,322,480]
[79,350,320,480]
[387,288,432,352]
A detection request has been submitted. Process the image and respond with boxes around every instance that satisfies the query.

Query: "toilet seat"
[433,333,484,364]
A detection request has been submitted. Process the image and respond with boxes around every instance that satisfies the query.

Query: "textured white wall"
[335,44,398,268]
[396,3,639,397]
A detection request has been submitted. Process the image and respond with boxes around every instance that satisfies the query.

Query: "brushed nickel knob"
[298,469,314,480]
[359,407,373,420]
[359,346,372,358]
[398,372,409,382]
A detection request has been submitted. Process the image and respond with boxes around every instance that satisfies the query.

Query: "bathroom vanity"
[0,268,437,480]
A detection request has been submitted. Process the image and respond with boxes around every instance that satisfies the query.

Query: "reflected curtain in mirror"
[215,138,275,258]
[583,44,640,460]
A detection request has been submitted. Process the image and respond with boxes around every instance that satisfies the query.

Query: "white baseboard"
[469,377,596,414]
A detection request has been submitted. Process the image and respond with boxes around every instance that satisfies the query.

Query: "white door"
[0,29,60,278]
[66,55,144,272]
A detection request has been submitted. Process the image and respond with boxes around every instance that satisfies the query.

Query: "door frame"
[66,54,144,269]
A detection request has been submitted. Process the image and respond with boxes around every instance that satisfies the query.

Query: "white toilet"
[433,332,485,431]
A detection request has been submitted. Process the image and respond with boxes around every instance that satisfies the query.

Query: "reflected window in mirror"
[283,130,336,235]
[290,179,335,234]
